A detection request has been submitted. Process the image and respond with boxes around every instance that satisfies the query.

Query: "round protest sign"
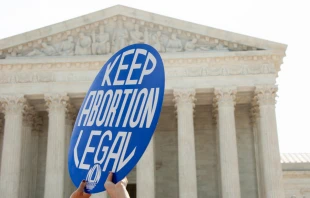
[68,43,165,194]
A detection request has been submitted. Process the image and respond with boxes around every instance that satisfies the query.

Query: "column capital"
[254,85,278,106]
[0,94,26,114]
[23,105,36,126]
[213,87,237,107]
[66,103,77,125]
[44,93,69,111]
[173,89,196,108]
[250,103,260,126]
[212,87,237,124]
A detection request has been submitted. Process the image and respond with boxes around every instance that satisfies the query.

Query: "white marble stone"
[214,88,241,198]
[64,104,77,198]
[0,5,287,52]
[43,93,68,198]
[154,106,179,198]
[174,89,198,198]
[0,117,4,172]
[137,137,155,198]
[19,105,35,198]
[29,116,43,198]
[282,169,310,198]
[254,86,285,198]
[0,95,26,198]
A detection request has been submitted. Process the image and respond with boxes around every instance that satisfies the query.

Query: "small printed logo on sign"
[68,44,165,194]
[85,164,101,191]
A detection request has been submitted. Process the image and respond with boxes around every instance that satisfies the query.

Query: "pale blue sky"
[0,0,309,153]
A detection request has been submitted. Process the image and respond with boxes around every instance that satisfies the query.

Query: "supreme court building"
[0,5,309,198]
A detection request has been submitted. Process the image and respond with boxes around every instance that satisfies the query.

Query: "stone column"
[44,93,69,198]
[29,116,43,198]
[251,103,263,198]
[64,104,77,198]
[254,86,285,198]
[174,89,198,198]
[213,88,241,198]
[0,95,26,198]
[19,105,36,198]
[0,117,4,171]
[137,137,155,198]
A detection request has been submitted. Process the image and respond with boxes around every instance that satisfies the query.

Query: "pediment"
[0,5,286,59]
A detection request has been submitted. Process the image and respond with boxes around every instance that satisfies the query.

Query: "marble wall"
[1,104,305,198]
[235,105,258,198]
[194,105,219,198]
[283,169,310,198]
[35,114,48,198]
[0,115,4,174]
[155,106,179,198]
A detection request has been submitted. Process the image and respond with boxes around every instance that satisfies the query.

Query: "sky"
[0,0,309,153]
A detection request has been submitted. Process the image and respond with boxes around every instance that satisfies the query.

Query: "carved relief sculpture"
[166,33,182,52]
[75,32,92,55]
[112,20,129,52]
[91,25,111,55]
[0,17,257,59]
[129,24,144,44]
[214,43,229,51]
[184,38,197,52]
[143,27,149,44]
[59,36,75,56]
[27,42,58,57]
[185,38,212,52]
[151,31,166,52]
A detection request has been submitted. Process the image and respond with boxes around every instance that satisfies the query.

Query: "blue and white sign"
[68,44,165,194]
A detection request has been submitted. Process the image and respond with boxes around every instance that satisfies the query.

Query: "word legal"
[74,130,136,172]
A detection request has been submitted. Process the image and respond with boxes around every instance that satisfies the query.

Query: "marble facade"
[0,4,306,198]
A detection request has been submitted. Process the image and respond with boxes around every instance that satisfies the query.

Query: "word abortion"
[78,88,159,129]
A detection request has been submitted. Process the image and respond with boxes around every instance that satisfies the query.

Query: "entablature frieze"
[0,51,283,85]
[0,64,277,85]
[0,49,284,68]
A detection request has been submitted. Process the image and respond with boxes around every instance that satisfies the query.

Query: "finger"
[121,177,128,183]
[121,177,128,186]
[83,192,91,198]
[106,172,113,183]
[77,180,86,194]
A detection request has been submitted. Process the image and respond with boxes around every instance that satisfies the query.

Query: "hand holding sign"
[68,44,165,194]
[70,173,130,198]
[104,172,130,198]
[70,180,91,198]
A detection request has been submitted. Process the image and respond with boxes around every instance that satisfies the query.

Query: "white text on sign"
[74,48,160,173]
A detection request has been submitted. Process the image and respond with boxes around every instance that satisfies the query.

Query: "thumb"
[104,172,114,190]
[106,172,114,183]
[77,180,86,194]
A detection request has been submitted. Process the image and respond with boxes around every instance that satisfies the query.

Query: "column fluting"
[0,95,26,198]
[43,93,69,198]
[174,89,198,198]
[254,86,285,198]
[213,88,241,198]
